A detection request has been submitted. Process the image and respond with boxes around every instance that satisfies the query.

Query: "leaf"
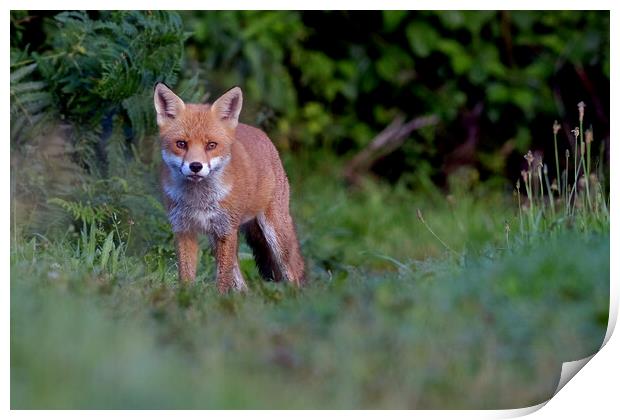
[383,11,408,32]
[10,60,52,141]
[406,22,439,57]
[99,231,115,271]
[86,223,97,267]
[436,39,472,75]
[10,63,37,83]
[438,11,465,29]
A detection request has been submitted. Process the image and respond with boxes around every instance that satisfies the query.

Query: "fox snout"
[184,161,206,182]
[181,155,229,181]
[189,162,203,173]
[162,150,229,182]
[180,158,209,181]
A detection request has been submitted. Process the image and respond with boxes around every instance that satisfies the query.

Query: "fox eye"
[176,140,187,149]
[206,142,217,150]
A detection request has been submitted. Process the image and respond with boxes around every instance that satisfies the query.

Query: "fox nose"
[189,162,203,173]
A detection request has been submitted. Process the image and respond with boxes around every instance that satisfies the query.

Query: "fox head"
[154,83,243,182]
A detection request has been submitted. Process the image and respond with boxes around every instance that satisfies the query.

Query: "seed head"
[553,120,561,135]
[565,149,570,158]
[585,129,593,144]
[521,170,528,182]
[543,164,548,175]
[577,101,586,123]
[504,221,510,233]
[571,127,580,139]
[551,179,558,191]
[580,141,585,155]
[416,208,424,223]
[524,150,534,167]
[516,179,520,190]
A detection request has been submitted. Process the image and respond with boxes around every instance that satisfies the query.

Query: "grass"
[10,145,609,409]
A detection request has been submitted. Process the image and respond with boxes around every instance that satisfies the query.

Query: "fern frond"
[10,59,52,142]
[47,198,108,226]
[33,11,187,147]
[10,62,37,83]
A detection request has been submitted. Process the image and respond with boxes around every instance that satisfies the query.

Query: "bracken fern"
[10,52,52,142]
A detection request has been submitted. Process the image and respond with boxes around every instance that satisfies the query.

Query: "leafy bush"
[10,11,192,244]
[182,11,609,185]
[11,10,609,184]
[10,11,202,175]
[35,11,186,131]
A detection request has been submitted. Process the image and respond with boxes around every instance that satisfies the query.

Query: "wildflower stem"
[564,151,569,216]
[584,175,592,212]
[586,128,592,175]
[543,165,556,218]
[573,131,578,194]
[416,209,458,256]
[553,124,561,196]
[571,127,582,214]
[526,171,535,230]
[584,129,593,212]
[569,157,583,217]
[538,165,545,214]
[517,183,523,235]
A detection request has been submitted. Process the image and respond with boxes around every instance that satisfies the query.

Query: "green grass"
[10,156,609,409]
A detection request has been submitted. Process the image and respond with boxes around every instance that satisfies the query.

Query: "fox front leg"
[175,231,199,283]
[214,231,247,293]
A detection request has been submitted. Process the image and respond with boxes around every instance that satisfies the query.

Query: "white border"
[4,2,617,419]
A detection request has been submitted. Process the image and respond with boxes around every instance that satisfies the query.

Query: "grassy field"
[10,150,609,409]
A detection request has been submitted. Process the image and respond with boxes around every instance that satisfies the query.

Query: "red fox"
[153,83,305,293]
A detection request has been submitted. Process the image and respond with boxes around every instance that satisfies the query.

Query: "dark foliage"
[11,10,609,185]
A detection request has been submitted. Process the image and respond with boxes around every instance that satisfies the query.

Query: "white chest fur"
[163,174,232,237]
[188,208,227,233]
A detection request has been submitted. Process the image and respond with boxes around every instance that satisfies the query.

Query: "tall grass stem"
[537,165,545,215]
[543,165,556,217]
[553,123,561,196]
[416,209,459,256]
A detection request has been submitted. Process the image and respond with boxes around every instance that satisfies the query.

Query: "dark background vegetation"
[11,10,610,186]
[10,10,610,409]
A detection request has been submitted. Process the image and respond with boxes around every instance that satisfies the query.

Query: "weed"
[515,102,608,237]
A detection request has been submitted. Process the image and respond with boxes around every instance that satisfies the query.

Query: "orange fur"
[154,83,305,292]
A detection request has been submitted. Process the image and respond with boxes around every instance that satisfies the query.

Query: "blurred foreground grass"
[10,157,609,409]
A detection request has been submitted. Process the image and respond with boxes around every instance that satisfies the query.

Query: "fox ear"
[211,87,243,129]
[154,83,185,126]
